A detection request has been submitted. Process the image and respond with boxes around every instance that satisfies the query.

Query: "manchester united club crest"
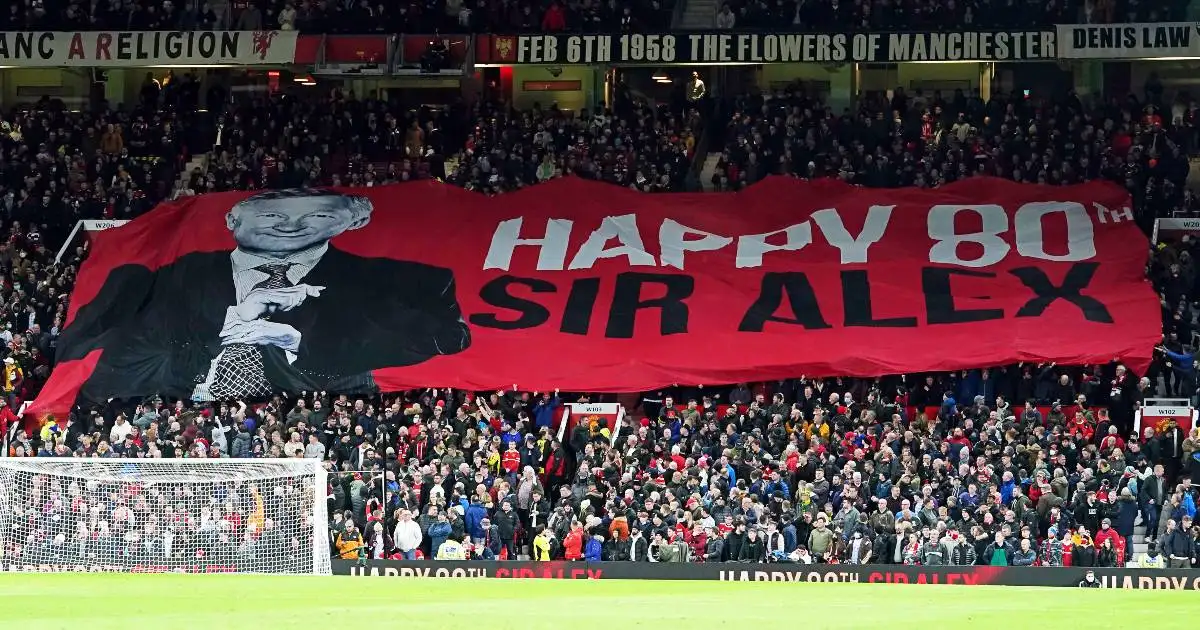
[494,36,515,62]
[253,30,279,61]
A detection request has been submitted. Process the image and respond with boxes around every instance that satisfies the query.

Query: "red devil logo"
[252,30,279,60]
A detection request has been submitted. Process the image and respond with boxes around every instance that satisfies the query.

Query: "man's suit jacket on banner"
[58,246,472,401]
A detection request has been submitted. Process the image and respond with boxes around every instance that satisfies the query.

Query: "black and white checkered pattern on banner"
[209,263,295,399]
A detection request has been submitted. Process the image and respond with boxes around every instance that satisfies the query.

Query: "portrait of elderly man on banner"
[57,188,472,402]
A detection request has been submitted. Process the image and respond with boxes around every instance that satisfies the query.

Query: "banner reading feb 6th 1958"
[32,177,1159,416]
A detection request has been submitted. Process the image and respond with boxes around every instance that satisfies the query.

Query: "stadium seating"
[17,0,678,35]
[204,90,699,194]
[1,75,1197,572]
[11,0,1187,32]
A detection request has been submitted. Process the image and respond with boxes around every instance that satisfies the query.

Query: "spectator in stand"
[1137,541,1166,568]
[1161,518,1194,568]
[542,2,567,31]
[715,4,736,28]
[5,59,1200,574]
[393,506,422,559]
[1012,538,1037,566]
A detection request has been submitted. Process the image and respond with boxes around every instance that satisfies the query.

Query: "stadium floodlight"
[0,458,330,575]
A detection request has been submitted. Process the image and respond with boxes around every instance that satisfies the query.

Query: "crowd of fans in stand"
[193,84,697,196]
[442,90,698,194]
[6,0,1189,32]
[710,85,1200,254]
[8,375,1200,568]
[0,92,212,424]
[1,78,1200,569]
[713,86,1197,232]
[709,0,1187,30]
[4,0,676,34]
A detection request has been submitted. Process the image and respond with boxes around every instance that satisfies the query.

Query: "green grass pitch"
[1,574,1197,629]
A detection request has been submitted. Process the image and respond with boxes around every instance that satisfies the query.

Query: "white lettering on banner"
[1093,202,1134,224]
[567,214,656,270]
[565,35,614,63]
[517,36,555,63]
[616,34,677,63]
[658,220,733,270]
[515,31,1052,64]
[884,31,1056,61]
[928,202,1097,268]
[928,205,1010,268]
[0,31,296,66]
[735,223,813,268]
[484,218,573,271]
[485,204,1103,271]
[810,206,894,264]
[1058,23,1200,59]
[1014,202,1096,262]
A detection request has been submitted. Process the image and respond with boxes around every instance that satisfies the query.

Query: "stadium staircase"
[678,0,718,28]
[1130,517,1151,562]
[699,153,721,191]
[172,153,209,198]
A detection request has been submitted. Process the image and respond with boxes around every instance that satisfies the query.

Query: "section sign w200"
[33,177,1159,415]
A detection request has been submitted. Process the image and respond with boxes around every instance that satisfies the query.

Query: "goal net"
[0,458,330,574]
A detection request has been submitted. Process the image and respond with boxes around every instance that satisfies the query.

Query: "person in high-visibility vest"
[436,536,467,560]
[1136,543,1166,568]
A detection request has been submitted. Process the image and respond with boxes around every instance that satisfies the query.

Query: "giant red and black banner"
[33,177,1159,416]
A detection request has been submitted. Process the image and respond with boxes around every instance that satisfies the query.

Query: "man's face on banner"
[226,195,365,255]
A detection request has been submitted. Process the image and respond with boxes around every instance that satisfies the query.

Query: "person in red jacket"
[1068,412,1094,442]
[0,398,16,438]
[689,526,708,560]
[1093,518,1120,553]
[542,2,566,31]
[563,522,585,560]
[1098,426,1125,453]
[501,442,521,475]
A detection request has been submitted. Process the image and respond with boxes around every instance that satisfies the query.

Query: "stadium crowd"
[0,76,1199,570]
[712,86,1197,233]
[8,0,677,34]
[5,0,1190,32]
[709,0,1187,30]
[199,84,698,195]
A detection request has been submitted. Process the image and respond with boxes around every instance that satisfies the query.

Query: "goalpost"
[0,458,330,575]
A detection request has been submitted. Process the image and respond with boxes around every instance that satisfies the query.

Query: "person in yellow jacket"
[39,417,62,443]
[532,528,554,561]
[2,356,22,405]
[436,535,467,560]
[805,414,831,443]
[335,523,365,560]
